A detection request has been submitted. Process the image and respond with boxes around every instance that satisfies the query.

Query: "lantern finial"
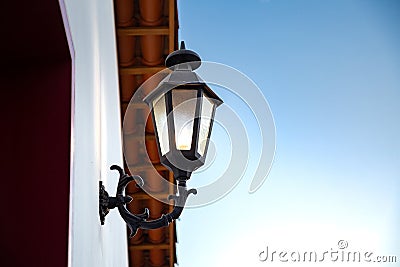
[180,41,186,49]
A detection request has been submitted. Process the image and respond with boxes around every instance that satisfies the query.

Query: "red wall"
[0,1,71,266]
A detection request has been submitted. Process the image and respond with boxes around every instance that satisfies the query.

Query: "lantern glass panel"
[197,95,215,156]
[172,89,198,151]
[153,94,169,156]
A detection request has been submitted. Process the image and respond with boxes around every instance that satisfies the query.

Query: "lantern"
[144,41,223,180]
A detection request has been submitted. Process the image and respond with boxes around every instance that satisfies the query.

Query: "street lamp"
[99,42,223,237]
[144,41,223,180]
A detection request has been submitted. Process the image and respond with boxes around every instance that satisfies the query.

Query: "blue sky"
[175,1,399,266]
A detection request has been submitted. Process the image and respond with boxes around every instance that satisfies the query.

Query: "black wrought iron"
[143,41,223,178]
[99,165,197,237]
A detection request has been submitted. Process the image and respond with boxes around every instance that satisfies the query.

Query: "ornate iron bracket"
[99,165,197,237]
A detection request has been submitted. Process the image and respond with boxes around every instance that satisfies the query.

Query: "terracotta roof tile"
[114,1,178,266]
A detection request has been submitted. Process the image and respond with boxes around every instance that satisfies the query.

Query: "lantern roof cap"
[165,41,201,70]
[143,75,223,107]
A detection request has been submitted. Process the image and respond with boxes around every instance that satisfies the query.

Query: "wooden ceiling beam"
[119,66,166,75]
[128,163,168,172]
[168,0,175,53]
[117,26,170,36]
[128,192,169,200]
[129,243,170,250]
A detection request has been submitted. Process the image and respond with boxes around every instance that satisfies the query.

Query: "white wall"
[59,0,129,266]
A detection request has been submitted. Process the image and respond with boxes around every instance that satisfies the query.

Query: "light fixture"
[100,41,223,237]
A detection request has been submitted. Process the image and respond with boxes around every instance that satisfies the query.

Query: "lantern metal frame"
[144,41,222,180]
[99,42,223,238]
[144,82,222,180]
